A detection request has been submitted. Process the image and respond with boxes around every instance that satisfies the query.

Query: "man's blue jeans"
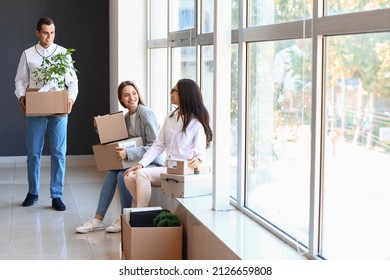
[96,170,132,218]
[26,115,67,198]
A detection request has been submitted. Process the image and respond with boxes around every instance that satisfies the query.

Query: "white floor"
[0,156,123,260]
[0,155,307,261]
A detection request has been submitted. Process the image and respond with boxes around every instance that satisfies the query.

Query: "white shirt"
[128,113,137,137]
[274,44,303,92]
[139,109,207,167]
[14,43,79,102]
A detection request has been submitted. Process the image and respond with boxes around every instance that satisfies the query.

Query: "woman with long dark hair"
[124,78,212,207]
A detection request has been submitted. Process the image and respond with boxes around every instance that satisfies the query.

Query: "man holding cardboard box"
[14,17,78,211]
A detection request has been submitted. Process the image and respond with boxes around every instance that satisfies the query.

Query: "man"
[14,17,78,211]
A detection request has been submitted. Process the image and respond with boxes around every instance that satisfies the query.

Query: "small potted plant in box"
[33,48,78,91]
[26,48,78,116]
[153,212,181,227]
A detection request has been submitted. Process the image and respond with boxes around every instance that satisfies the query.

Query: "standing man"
[14,17,78,211]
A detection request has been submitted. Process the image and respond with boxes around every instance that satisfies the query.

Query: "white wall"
[109,0,148,112]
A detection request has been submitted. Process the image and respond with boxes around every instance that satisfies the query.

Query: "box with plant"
[153,211,181,227]
[33,48,78,90]
[26,48,78,116]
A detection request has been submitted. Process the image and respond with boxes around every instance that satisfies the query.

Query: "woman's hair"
[37,17,55,31]
[117,80,145,108]
[175,78,213,148]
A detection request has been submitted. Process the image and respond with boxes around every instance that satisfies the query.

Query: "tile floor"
[0,155,307,261]
[0,156,123,260]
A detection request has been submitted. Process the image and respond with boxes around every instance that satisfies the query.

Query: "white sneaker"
[76,219,105,233]
[106,217,121,233]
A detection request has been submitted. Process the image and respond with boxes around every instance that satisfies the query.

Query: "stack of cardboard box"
[160,159,212,198]
[92,112,143,171]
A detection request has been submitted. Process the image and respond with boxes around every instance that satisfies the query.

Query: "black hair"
[174,79,213,148]
[36,17,55,31]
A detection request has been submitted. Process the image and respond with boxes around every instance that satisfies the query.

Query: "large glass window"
[322,32,390,259]
[171,47,197,87]
[248,0,312,27]
[230,44,239,199]
[247,39,312,246]
[232,0,239,29]
[201,45,214,161]
[201,0,214,33]
[327,0,390,16]
[201,45,214,122]
[170,0,195,31]
[148,0,390,260]
[150,48,168,124]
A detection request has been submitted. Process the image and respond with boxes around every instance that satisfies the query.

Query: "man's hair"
[36,17,55,31]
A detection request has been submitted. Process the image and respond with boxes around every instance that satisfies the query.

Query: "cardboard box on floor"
[160,172,212,198]
[92,137,143,171]
[25,88,69,116]
[121,214,182,260]
[95,112,129,144]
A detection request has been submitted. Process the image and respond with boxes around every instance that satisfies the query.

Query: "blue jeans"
[26,115,68,198]
[95,169,132,218]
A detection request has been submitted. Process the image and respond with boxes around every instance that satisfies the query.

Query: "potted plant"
[33,48,78,90]
[153,211,181,227]
[26,48,78,116]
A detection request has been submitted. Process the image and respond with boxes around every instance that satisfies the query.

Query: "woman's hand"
[124,163,143,176]
[115,147,127,160]
[187,157,202,169]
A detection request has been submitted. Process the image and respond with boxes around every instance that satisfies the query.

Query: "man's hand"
[67,99,74,114]
[19,96,26,112]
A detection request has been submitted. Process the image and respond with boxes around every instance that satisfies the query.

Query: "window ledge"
[166,194,307,260]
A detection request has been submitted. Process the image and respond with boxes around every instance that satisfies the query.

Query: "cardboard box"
[122,206,162,222]
[121,214,182,260]
[95,112,129,144]
[160,172,212,198]
[167,160,194,175]
[92,137,143,171]
[167,159,211,175]
[25,88,69,116]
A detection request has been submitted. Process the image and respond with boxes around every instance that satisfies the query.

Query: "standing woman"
[76,81,164,233]
[124,78,212,207]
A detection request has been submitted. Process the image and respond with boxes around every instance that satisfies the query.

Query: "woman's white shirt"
[138,109,206,167]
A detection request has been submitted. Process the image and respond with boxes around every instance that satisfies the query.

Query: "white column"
[212,0,232,210]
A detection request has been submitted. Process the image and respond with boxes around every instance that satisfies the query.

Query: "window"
[248,0,312,27]
[230,43,239,199]
[171,46,197,84]
[327,0,390,16]
[322,32,390,259]
[150,48,168,124]
[148,0,390,259]
[170,0,195,31]
[247,39,312,246]
[201,0,214,33]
